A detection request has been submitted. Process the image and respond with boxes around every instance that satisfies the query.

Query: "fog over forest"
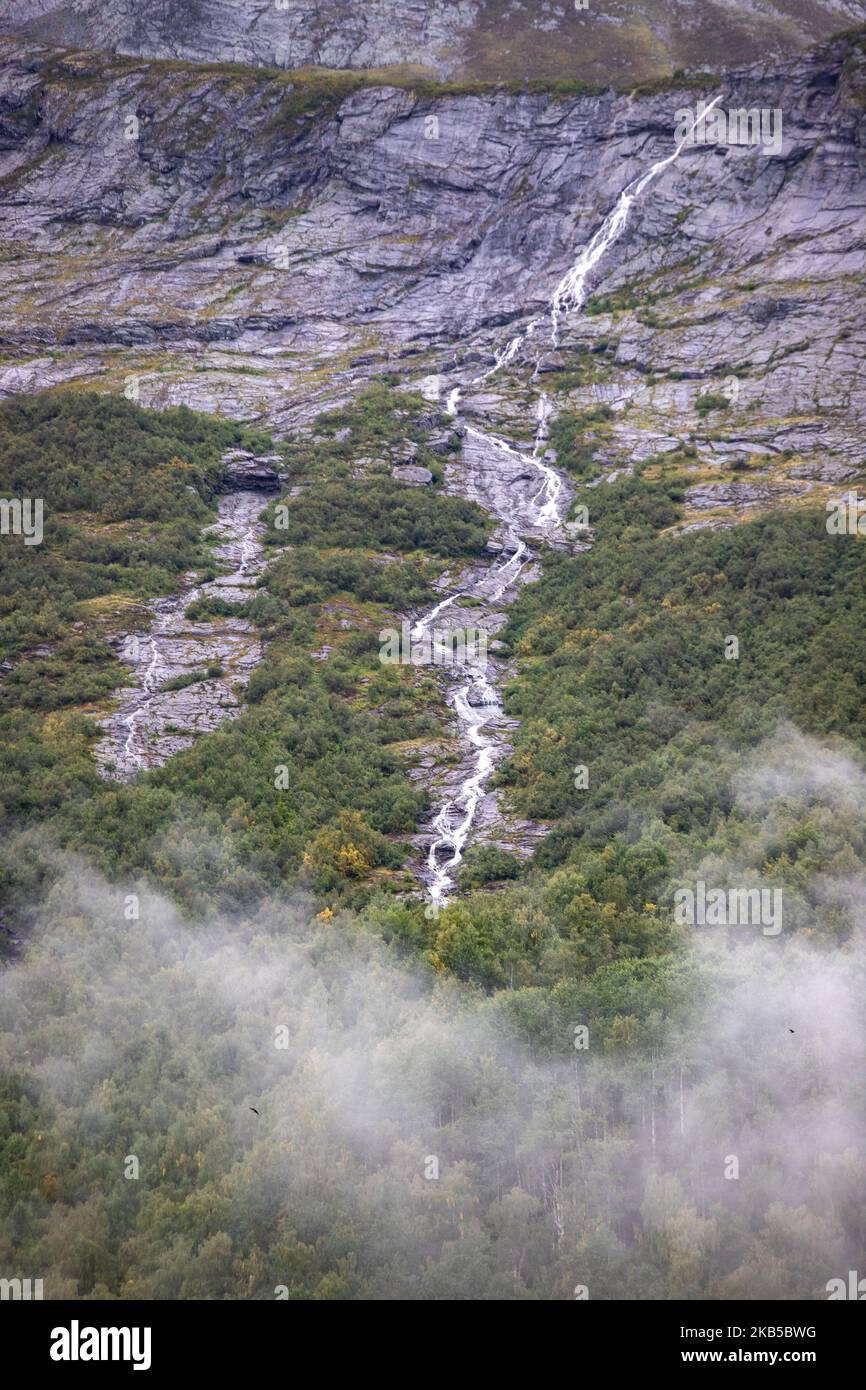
[1,732,864,1300]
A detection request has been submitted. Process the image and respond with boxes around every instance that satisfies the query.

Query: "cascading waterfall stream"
[99,491,266,778]
[550,93,723,339]
[418,97,722,907]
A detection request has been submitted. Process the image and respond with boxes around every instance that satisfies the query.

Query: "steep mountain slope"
[1,31,864,514]
[2,23,866,1309]
[1,0,864,83]
[1,26,865,879]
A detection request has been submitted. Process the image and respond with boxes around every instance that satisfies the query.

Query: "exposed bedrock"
[0,33,863,487]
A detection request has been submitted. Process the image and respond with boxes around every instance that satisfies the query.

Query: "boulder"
[392,464,433,486]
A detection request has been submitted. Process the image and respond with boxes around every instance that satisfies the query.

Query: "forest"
[0,392,865,1299]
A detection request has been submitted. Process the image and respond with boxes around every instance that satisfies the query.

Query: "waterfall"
[550,93,723,340]
[417,97,723,906]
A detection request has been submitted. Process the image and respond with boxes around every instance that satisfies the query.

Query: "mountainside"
[1,0,864,83]
[2,19,866,1309]
[1,31,865,514]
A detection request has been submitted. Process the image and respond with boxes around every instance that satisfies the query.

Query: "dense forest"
[1,393,865,1299]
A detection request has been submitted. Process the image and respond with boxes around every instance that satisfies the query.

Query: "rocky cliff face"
[0,0,473,78]
[1,31,864,513]
[1,1,863,83]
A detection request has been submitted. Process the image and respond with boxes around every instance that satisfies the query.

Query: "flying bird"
[249,1107,260,1115]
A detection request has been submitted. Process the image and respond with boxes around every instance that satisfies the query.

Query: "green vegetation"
[548,404,614,480]
[628,69,720,97]
[0,392,268,518]
[586,286,658,316]
[266,479,488,556]
[694,392,731,414]
[493,472,866,928]
[276,383,449,485]
[0,390,489,915]
[539,346,612,393]
[160,666,225,692]
[3,395,861,955]
[0,393,267,708]
[457,843,522,890]
[1,391,865,1301]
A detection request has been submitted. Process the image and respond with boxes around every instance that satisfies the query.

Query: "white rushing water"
[417,102,721,906]
[550,94,723,340]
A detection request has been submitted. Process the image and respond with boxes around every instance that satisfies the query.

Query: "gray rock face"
[0,1,476,77]
[1,1,861,82]
[219,450,285,490]
[685,478,811,511]
[0,32,865,491]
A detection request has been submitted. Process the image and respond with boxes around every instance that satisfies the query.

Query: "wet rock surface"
[93,491,266,778]
[219,451,286,491]
[407,405,573,903]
